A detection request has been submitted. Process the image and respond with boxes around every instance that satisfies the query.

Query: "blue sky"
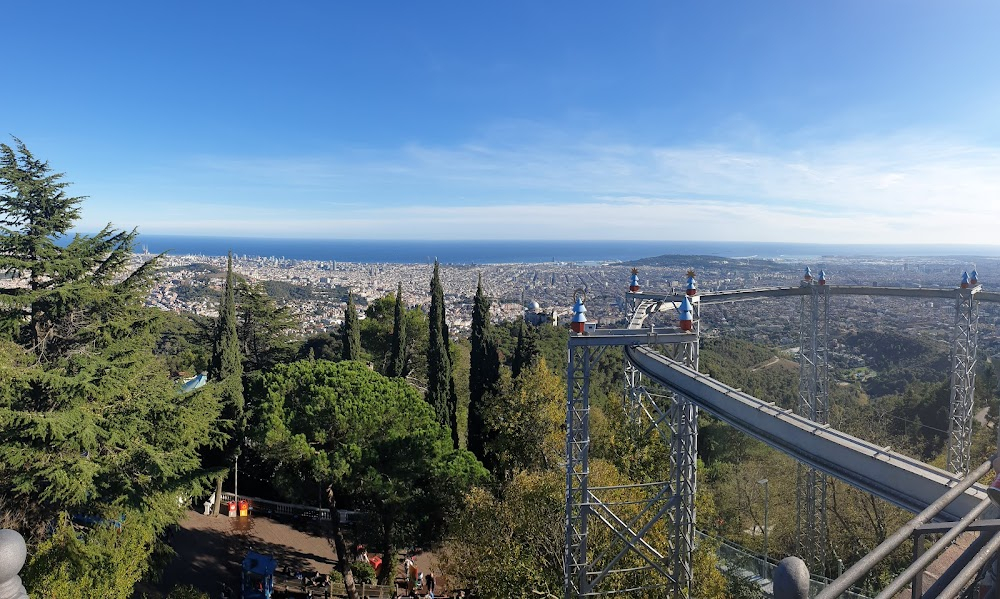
[6,1,1000,242]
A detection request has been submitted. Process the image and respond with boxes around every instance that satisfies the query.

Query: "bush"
[351,561,376,585]
[166,584,210,599]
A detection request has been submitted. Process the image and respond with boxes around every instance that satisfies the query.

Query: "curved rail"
[625,345,986,521]
[626,284,993,327]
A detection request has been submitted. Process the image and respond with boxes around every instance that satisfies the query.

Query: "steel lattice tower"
[796,279,830,574]
[564,295,699,599]
[565,343,596,597]
[946,285,980,475]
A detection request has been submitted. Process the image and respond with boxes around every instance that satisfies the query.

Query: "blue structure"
[571,294,587,333]
[685,270,697,296]
[678,297,693,331]
[241,551,277,599]
[179,373,207,393]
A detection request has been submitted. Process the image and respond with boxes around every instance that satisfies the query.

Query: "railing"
[219,492,364,525]
[697,531,871,599]
[0,529,28,599]
[328,582,397,598]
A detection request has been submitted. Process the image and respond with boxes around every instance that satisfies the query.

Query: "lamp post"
[759,478,770,578]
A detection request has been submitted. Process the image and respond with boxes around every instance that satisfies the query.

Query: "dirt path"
[750,356,780,372]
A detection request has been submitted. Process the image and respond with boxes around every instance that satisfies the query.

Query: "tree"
[511,321,540,379]
[235,279,297,372]
[388,282,407,378]
[207,252,244,516]
[484,358,565,483]
[300,331,341,361]
[468,275,501,463]
[441,471,565,597]
[249,360,486,593]
[360,286,428,380]
[0,139,220,594]
[341,290,362,362]
[427,261,459,448]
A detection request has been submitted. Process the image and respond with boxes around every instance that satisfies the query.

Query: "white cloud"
[77,132,1000,244]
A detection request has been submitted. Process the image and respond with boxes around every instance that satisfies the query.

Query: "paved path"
[136,509,339,598]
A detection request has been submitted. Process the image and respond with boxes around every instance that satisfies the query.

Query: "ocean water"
[131,235,1000,264]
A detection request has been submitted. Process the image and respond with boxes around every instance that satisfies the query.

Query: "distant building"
[524,300,559,327]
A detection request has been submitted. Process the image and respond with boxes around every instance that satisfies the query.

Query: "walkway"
[135,509,339,598]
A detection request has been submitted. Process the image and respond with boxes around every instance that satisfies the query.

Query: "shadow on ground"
[134,510,339,598]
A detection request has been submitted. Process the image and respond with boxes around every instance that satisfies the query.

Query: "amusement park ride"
[564,267,1000,598]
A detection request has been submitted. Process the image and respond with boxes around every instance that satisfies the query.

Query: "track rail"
[627,284,992,313]
[625,344,986,521]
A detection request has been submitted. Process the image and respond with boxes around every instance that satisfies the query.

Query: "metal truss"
[947,287,981,475]
[564,296,699,599]
[797,281,830,575]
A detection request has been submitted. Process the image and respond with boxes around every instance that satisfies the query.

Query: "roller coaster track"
[566,281,995,598]
[624,343,987,522]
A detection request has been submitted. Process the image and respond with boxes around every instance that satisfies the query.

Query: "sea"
[130,235,1000,265]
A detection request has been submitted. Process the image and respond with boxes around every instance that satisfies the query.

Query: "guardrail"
[219,492,364,525]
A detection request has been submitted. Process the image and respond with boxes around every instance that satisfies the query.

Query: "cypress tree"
[341,290,362,362]
[512,320,540,379]
[388,282,407,377]
[512,321,527,379]
[468,274,500,462]
[208,252,244,516]
[427,261,459,447]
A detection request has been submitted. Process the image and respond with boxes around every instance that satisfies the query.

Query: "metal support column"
[564,305,698,597]
[566,343,594,598]
[947,287,980,475]
[796,280,830,574]
[668,298,700,597]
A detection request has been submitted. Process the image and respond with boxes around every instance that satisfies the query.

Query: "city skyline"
[6,2,1000,243]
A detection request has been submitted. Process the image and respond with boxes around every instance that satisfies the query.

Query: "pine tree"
[427,261,459,447]
[208,252,244,516]
[235,279,297,372]
[468,274,500,462]
[0,139,221,594]
[342,290,362,361]
[388,282,407,378]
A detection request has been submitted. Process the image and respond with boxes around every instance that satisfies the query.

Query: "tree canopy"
[0,138,221,596]
[249,360,486,581]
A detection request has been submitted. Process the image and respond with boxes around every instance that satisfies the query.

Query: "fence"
[219,492,364,525]
[697,531,872,599]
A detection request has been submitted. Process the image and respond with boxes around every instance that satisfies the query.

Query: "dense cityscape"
[145,251,1000,362]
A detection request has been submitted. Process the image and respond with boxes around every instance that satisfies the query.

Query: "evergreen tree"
[0,139,220,594]
[468,274,500,462]
[427,261,459,447]
[208,252,244,516]
[250,360,486,591]
[388,282,407,377]
[512,321,541,379]
[210,253,242,381]
[342,290,362,361]
[235,279,297,372]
